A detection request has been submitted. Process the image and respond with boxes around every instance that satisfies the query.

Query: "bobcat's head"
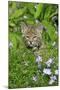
[21,22,44,48]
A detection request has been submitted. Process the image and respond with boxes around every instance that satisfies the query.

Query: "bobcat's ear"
[20,22,28,33]
[35,24,45,34]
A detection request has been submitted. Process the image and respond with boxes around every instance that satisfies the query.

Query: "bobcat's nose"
[30,41,32,44]
[28,41,32,45]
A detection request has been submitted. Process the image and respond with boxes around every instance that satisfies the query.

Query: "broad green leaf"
[9,21,15,27]
[26,19,35,25]
[12,2,16,9]
[49,10,58,19]
[44,6,52,20]
[44,5,57,20]
[34,4,43,19]
[39,5,46,21]
[27,3,35,15]
[10,8,26,19]
[28,7,35,15]
[42,20,57,41]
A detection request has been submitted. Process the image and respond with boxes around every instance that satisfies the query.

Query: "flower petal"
[43,68,52,75]
[36,55,42,63]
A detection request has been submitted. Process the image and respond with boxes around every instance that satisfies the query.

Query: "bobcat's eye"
[33,36,36,38]
[33,36,37,40]
[26,36,29,39]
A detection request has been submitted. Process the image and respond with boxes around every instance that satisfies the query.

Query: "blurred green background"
[8,1,58,88]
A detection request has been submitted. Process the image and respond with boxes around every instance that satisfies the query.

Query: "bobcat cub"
[21,22,44,50]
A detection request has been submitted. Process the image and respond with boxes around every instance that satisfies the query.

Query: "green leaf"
[12,2,16,9]
[44,6,52,20]
[42,20,57,41]
[34,4,43,19]
[10,8,26,19]
[9,21,15,27]
[44,5,58,20]
[49,10,58,19]
[39,5,46,21]
[26,19,35,25]
[27,3,35,15]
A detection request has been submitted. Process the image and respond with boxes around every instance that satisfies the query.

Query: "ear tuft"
[20,22,28,33]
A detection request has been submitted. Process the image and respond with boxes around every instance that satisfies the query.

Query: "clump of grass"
[9,31,58,88]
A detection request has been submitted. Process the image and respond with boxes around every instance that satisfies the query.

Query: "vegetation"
[8,1,58,88]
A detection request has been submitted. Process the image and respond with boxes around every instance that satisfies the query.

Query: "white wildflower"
[49,79,55,85]
[32,76,37,81]
[50,75,57,81]
[36,55,42,63]
[43,68,52,75]
[49,75,57,85]
[45,58,53,67]
[55,69,59,75]
[48,58,53,63]
[35,19,39,23]
[23,15,27,19]
[9,41,13,48]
